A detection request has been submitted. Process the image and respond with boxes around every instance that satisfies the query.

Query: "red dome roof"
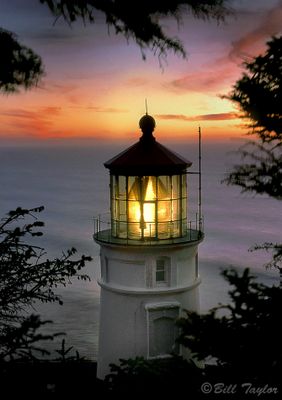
[104,115,192,175]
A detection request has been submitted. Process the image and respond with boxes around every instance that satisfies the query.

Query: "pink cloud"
[229,1,282,61]
[39,81,81,104]
[42,81,78,94]
[167,1,282,94]
[126,77,150,87]
[168,64,237,93]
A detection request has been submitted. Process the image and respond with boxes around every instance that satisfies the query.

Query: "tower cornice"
[98,277,201,295]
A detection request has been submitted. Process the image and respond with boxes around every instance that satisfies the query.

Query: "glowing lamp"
[104,114,192,240]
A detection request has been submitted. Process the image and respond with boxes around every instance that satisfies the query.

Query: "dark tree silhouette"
[224,35,282,276]
[0,28,44,93]
[167,35,281,390]
[105,356,202,396]
[226,36,282,143]
[40,0,232,59]
[104,269,282,392]
[177,268,282,384]
[105,269,282,392]
[224,36,282,198]
[0,206,91,361]
[1,1,231,92]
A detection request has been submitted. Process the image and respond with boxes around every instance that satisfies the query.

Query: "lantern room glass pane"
[128,177,139,200]
[157,222,170,238]
[172,199,179,221]
[117,222,128,238]
[110,173,188,240]
[128,200,140,222]
[143,176,157,200]
[157,200,171,221]
[128,222,142,239]
[117,200,127,221]
[117,176,126,199]
[172,175,180,199]
[158,176,171,199]
[143,202,155,223]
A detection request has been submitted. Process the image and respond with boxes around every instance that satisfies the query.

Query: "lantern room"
[104,114,193,241]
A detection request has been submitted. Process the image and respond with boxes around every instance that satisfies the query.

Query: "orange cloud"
[86,106,128,113]
[157,112,239,121]
[0,103,131,140]
[41,106,62,115]
[0,107,63,138]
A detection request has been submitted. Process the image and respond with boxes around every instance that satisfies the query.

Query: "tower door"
[146,302,180,358]
[153,317,175,356]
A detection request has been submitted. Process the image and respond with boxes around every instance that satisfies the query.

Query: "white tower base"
[96,238,202,379]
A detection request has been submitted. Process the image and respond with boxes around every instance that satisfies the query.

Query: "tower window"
[156,259,166,282]
[155,257,170,286]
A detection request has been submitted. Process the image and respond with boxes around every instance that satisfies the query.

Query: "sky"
[0,0,282,143]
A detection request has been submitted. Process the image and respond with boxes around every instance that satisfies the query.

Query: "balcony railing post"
[189,220,192,240]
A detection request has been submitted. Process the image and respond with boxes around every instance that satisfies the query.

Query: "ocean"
[0,140,281,360]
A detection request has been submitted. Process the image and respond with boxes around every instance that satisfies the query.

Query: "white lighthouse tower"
[94,114,204,379]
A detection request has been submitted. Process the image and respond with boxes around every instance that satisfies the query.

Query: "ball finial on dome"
[139,114,156,138]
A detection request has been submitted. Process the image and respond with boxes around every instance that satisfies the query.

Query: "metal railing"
[93,213,204,246]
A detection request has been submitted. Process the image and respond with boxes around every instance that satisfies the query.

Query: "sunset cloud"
[0,109,36,119]
[0,107,63,137]
[168,65,237,93]
[0,0,280,142]
[0,107,62,119]
[45,82,78,94]
[126,77,150,87]
[167,1,282,95]
[86,106,128,113]
[229,0,282,61]
[40,107,62,116]
[157,112,239,122]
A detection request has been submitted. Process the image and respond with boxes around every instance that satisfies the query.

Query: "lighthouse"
[94,114,204,379]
